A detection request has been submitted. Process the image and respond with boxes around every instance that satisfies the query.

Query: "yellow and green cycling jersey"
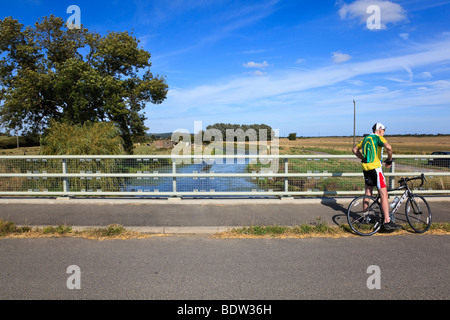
[356,134,387,171]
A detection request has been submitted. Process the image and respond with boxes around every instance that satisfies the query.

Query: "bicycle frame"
[388,186,409,217]
[374,174,426,221]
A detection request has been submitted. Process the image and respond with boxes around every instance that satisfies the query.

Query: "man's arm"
[352,146,363,160]
[384,142,393,168]
[384,142,393,159]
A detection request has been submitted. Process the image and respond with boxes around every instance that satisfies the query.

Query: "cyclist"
[352,123,401,230]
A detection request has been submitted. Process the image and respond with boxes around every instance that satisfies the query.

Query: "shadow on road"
[320,198,348,226]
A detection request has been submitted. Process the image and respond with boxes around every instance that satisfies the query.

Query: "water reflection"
[125,157,260,193]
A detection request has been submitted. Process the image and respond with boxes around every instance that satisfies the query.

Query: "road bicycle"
[347,173,432,236]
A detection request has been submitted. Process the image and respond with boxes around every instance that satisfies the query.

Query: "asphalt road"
[1,234,449,300]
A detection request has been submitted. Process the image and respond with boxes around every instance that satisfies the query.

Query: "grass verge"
[213,218,450,239]
[0,219,164,240]
[2,218,450,240]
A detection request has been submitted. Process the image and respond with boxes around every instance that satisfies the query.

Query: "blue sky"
[3,0,450,136]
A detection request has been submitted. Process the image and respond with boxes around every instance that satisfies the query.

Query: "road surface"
[1,234,449,300]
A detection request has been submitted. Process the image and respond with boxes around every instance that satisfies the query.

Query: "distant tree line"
[205,123,274,141]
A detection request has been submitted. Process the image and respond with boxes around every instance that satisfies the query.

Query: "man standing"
[352,123,401,230]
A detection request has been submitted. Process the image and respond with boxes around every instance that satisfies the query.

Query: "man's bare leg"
[378,187,390,223]
[364,186,373,211]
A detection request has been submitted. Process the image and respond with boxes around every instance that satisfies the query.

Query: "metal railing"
[0,154,449,197]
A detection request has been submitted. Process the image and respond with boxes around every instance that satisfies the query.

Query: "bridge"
[0,154,449,197]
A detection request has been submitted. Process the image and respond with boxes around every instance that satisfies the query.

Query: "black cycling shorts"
[363,168,387,189]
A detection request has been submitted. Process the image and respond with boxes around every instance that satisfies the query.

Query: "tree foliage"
[0,15,168,153]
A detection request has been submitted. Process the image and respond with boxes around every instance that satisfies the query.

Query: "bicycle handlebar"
[398,173,427,188]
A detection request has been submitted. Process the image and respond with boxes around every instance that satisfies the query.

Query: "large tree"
[0,15,168,153]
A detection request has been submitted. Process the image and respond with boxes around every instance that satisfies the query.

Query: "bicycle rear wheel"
[347,196,383,236]
[405,195,432,233]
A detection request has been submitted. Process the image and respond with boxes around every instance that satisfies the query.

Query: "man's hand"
[384,158,393,168]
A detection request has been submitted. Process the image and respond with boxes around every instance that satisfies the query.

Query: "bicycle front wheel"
[347,196,383,236]
[405,195,432,233]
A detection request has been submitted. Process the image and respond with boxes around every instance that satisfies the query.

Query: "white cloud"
[332,51,352,63]
[249,70,267,77]
[339,0,407,29]
[243,61,269,68]
[296,58,305,64]
[399,33,409,40]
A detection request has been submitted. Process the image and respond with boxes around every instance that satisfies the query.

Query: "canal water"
[125,158,262,194]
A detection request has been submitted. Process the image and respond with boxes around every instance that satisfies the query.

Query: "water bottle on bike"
[389,196,400,222]
[390,196,399,209]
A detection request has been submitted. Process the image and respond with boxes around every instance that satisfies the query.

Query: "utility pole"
[353,100,356,147]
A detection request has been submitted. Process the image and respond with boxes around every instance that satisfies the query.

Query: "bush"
[41,120,126,155]
[0,136,19,149]
[288,133,297,141]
